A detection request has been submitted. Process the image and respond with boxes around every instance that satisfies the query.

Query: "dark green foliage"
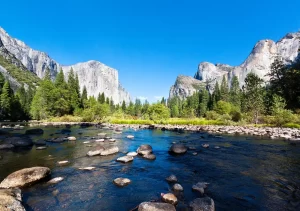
[134,99,142,116]
[122,100,126,111]
[106,97,110,105]
[0,81,12,119]
[220,75,229,102]
[81,86,88,103]
[68,68,81,111]
[229,76,241,110]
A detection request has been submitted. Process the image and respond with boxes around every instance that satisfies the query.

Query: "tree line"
[0,57,300,125]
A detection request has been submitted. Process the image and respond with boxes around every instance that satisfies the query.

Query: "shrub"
[205,111,220,120]
[215,100,232,115]
[230,110,242,122]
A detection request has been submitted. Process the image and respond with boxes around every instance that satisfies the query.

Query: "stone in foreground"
[127,152,138,156]
[138,202,176,211]
[113,178,131,187]
[142,153,156,160]
[0,188,25,211]
[189,197,215,211]
[169,144,187,154]
[161,193,178,205]
[117,155,134,163]
[0,167,51,188]
[47,177,64,184]
[137,144,153,155]
[192,182,209,195]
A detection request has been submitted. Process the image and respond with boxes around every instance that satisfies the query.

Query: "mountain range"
[169,32,300,99]
[0,27,131,104]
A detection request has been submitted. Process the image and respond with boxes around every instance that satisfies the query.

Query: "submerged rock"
[138,202,176,211]
[161,193,178,205]
[113,178,131,187]
[117,155,134,163]
[192,182,209,195]
[35,140,47,146]
[36,146,47,150]
[137,144,153,155]
[47,177,64,184]
[189,197,215,211]
[0,167,51,188]
[0,144,15,150]
[169,144,187,154]
[48,137,68,143]
[0,188,25,211]
[4,136,33,147]
[25,128,44,135]
[166,175,178,183]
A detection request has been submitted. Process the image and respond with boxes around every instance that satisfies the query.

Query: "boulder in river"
[137,144,153,155]
[78,167,96,171]
[142,153,156,160]
[113,178,131,187]
[4,136,33,147]
[0,144,15,150]
[100,146,119,156]
[138,202,176,211]
[0,188,25,211]
[169,144,187,154]
[192,182,209,195]
[127,152,138,156]
[48,137,68,143]
[25,128,44,135]
[172,183,183,191]
[189,197,215,211]
[87,146,105,156]
[127,135,134,139]
[47,177,64,184]
[0,167,51,188]
[166,174,178,183]
[35,140,47,146]
[202,144,209,148]
[67,136,76,141]
[117,155,134,163]
[161,193,178,205]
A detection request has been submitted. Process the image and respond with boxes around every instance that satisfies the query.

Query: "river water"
[0,125,300,211]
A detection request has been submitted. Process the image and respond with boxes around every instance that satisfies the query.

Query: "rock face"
[138,202,176,211]
[0,188,25,211]
[0,27,131,104]
[0,167,51,188]
[170,32,300,99]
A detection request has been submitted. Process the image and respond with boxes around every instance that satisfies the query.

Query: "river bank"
[1,121,296,142]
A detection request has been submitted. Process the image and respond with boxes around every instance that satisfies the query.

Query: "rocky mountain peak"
[170,31,300,99]
[0,26,131,104]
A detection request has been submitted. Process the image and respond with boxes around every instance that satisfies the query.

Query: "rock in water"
[4,136,33,147]
[113,178,131,187]
[86,146,105,156]
[0,188,25,211]
[47,177,64,184]
[127,135,134,139]
[25,128,44,135]
[117,155,134,163]
[142,154,156,160]
[169,144,187,154]
[67,136,76,141]
[166,175,178,183]
[127,152,138,156]
[78,167,96,171]
[192,182,209,195]
[172,183,184,191]
[0,167,51,188]
[202,144,209,148]
[0,144,15,149]
[100,146,119,156]
[57,161,69,165]
[138,202,176,211]
[137,144,153,155]
[189,197,215,211]
[36,146,47,150]
[161,193,178,205]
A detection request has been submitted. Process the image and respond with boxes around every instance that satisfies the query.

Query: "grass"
[0,55,40,87]
[46,115,83,122]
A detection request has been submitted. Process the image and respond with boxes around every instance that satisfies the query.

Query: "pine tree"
[243,72,265,124]
[55,68,65,87]
[230,75,241,109]
[82,86,88,102]
[0,72,5,95]
[110,97,115,113]
[134,98,142,116]
[199,88,209,117]
[105,97,110,105]
[44,68,51,80]
[68,68,81,111]
[0,81,12,119]
[220,75,229,101]
[122,100,126,111]
[100,92,105,104]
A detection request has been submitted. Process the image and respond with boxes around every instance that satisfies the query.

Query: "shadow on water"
[1,125,300,210]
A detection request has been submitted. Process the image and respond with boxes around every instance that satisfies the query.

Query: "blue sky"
[0,0,299,102]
